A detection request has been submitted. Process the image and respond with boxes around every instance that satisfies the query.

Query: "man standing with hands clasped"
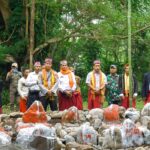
[106,65,120,105]
[118,64,138,109]
[38,58,58,111]
[25,62,41,108]
[86,60,107,110]
[51,60,76,111]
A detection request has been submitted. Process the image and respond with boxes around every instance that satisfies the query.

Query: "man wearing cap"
[51,60,76,111]
[106,65,120,105]
[25,62,41,108]
[6,62,22,111]
[86,60,107,109]
[142,71,150,105]
[38,58,58,111]
[118,64,138,109]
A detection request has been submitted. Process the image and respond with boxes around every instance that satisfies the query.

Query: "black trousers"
[27,91,40,109]
[108,100,120,105]
[0,94,2,107]
[40,96,58,111]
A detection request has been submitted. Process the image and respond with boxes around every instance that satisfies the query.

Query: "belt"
[29,90,40,94]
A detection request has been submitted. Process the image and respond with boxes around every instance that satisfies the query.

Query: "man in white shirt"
[52,60,76,111]
[25,62,41,108]
[38,58,58,111]
[86,60,107,109]
[18,67,30,112]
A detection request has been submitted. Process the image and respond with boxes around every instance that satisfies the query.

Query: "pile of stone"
[0,102,150,150]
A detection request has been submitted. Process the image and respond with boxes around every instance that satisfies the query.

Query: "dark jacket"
[118,74,138,95]
[142,72,150,97]
[0,78,3,93]
[0,78,3,107]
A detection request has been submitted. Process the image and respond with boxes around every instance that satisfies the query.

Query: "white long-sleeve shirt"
[51,72,76,93]
[25,71,40,91]
[18,77,29,97]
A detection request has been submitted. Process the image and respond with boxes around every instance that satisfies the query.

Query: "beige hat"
[11,62,18,68]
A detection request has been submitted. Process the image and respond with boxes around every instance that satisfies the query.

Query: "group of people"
[86,61,150,110]
[5,58,83,113]
[1,58,150,113]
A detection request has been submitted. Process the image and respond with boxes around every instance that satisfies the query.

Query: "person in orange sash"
[51,60,76,111]
[70,67,83,110]
[86,60,107,110]
[38,58,58,111]
[18,67,30,112]
[142,72,150,105]
[118,64,138,109]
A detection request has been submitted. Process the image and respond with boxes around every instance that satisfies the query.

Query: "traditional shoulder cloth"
[60,69,74,88]
[42,69,56,90]
[90,71,106,103]
[91,71,105,90]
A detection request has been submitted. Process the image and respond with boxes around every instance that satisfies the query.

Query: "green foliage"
[2,88,9,105]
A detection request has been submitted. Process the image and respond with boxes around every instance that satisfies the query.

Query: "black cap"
[110,64,117,69]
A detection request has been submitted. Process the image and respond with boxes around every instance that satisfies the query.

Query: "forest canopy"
[0,0,150,84]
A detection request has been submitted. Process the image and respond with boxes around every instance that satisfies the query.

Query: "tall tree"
[128,0,132,107]
[0,0,11,29]
[29,0,35,69]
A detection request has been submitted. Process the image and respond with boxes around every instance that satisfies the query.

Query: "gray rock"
[0,114,9,122]
[64,135,75,143]
[30,136,57,150]
[135,147,145,150]
[9,112,23,118]
[66,142,93,150]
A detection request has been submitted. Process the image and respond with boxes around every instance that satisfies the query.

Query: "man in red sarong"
[118,64,138,109]
[86,60,107,110]
[142,71,150,105]
[51,60,76,111]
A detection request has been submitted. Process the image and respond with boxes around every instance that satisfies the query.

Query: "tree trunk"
[29,0,35,69]
[0,0,11,29]
[128,0,132,107]
[25,0,29,39]
[23,0,30,64]
[43,5,48,40]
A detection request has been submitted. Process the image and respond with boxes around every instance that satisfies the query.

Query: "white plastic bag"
[86,108,103,120]
[141,116,150,127]
[124,108,140,122]
[62,106,79,123]
[102,126,123,149]
[77,123,98,145]
[121,119,143,148]
[141,103,150,116]
[16,123,56,148]
[0,132,11,146]
[139,127,150,145]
